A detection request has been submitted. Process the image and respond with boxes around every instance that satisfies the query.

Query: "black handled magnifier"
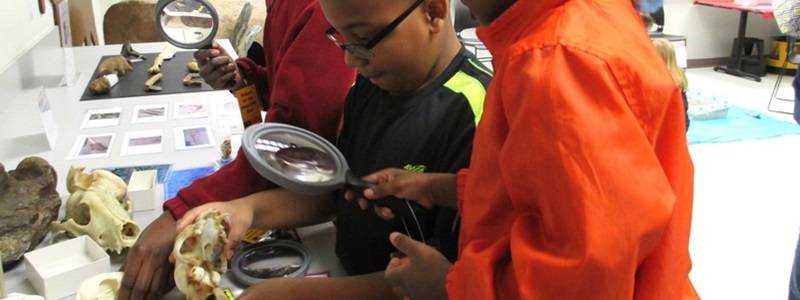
[241,123,415,219]
[155,0,219,49]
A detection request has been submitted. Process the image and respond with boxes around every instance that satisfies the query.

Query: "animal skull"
[174,210,229,300]
[75,272,123,300]
[66,166,131,213]
[51,167,139,253]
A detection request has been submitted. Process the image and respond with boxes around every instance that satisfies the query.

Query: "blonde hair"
[652,38,688,91]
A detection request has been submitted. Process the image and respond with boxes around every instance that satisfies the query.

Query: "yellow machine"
[768,38,800,70]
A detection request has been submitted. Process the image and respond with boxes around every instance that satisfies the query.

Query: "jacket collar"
[477,0,567,57]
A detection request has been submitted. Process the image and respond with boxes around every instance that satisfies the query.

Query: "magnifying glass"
[242,123,413,218]
[155,0,219,49]
[230,240,310,286]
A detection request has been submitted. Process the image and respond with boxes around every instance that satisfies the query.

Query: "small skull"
[51,167,140,253]
[173,210,229,300]
[75,272,123,300]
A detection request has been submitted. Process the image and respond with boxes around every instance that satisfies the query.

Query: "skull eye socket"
[123,222,139,237]
[180,236,198,254]
[75,202,92,225]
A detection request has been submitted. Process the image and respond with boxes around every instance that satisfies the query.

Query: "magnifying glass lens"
[159,0,216,45]
[239,249,304,278]
[254,132,337,183]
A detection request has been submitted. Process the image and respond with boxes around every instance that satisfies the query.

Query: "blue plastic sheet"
[687,106,800,145]
[163,166,216,201]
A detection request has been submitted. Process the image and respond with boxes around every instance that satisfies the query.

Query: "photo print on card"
[122,130,164,156]
[174,101,209,119]
[132,104,168,124]
[174,125,214,150]
[70,133,115,159]
[81,107,122,128]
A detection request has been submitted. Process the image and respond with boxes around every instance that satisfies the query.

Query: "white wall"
[663,0,780,60]
[0,0,56,73]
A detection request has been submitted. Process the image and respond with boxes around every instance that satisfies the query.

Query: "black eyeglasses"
[326,0,425,60]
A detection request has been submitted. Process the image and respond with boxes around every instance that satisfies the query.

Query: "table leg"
[713,11,763,82]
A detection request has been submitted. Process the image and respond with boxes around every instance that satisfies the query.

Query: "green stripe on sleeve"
[444,70,486,126]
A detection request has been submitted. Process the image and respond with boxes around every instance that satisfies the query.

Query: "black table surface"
[80,51,214,101]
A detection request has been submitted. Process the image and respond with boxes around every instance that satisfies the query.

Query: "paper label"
[242,228,268,244]
[222,288,235,300]
[234,85,262,128]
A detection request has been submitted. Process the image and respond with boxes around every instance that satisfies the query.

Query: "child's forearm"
[243,188,336,230]
[237,272,397,300]
[426,173,458,209]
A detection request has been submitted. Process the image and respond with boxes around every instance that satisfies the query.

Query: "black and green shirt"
[334,48,492,275]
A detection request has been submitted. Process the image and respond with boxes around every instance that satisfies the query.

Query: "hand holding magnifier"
[241,123,414,218]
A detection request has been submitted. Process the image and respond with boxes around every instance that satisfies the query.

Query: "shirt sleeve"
[163,5,355,219]
[470,46,678,298]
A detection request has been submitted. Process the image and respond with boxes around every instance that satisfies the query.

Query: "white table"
[1,40,344,299]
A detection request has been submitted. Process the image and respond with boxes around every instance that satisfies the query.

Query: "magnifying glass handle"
[345,171,371,197]
[345,172,412,219]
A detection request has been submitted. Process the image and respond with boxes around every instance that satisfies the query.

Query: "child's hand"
[351,169,457,220]
[193,41,241,90]
[362,168,436,207]
[385,232,450,300]
[173,199,254,261]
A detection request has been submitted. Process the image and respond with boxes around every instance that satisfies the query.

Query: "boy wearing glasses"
[360,0,698,299]
[173,0,491,298]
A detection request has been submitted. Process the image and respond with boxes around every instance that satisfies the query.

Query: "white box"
[0,88,58,160]
[128,170,158,211]
[23,236,110,300]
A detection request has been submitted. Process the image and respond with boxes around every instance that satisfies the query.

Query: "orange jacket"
[448,0,697,299]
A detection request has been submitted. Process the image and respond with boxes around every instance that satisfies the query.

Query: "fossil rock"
[230,2,252,53]
[148,45,176,75]
[97,56,132,76]
[183,73,202,87]
[145,73,164,92]
[0,157,61,265]
[187,60,200,73]
[89,77,111,95]
[220,138,232,160]
[89,74,119,95]
[121,42,145,62]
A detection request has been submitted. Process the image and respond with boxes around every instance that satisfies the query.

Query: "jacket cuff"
[236,57,258,81]
[236,57,269,109]
[163,197,190,220]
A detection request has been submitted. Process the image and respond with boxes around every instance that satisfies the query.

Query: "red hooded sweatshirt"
[164,0,355,218]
